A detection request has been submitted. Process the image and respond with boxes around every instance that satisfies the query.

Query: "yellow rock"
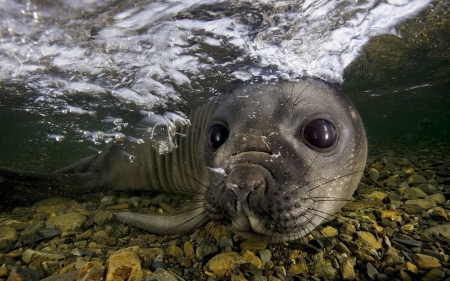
[355,231,382,250]
[204,252,245,278]
[242,250,262,268]
[184,241,195,259]
[105,249,142,281]
[240,238,268,253]
[413,253,441,269]
[321,226,338,237]
[288,263,308,275]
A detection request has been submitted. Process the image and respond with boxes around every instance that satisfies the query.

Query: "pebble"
[403,187,428,198]
[78,261,104,281]
[100,196,116,206]
[404,199,436,209]
[147,268,179,281]
[355,231,382,250]
[423,224,450,239]
[6,266,39,281]
[340,259,356,280]
[21,248,65,264]
[46,212,87,233]
[204,252,245,278]
[413,253,442,269]
[242,250,262,268]
[258,249,272,266]
[105,247,142,281]
[420,268,446,281]
[240,238,268,253]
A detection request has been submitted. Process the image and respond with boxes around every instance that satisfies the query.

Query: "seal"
[0,79,367,242]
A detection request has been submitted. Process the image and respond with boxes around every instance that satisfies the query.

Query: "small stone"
[400,224,415,233]
[92,229,109,245]
[196,239,218,259]
[366,262,378,280]
[420,268,445,281]
[159,202,176,214]
[78,261,104,281]
[395,262,418,274]
[184,241,195,259]
[413,253,441,269]
[105,248,141,281]
[385,175,400,187]
[340,259,356,280]
[365,191,388,200]
[424,193,446,203]
[383,247,405,267]
[288,263,308,275]
[100,196,116,206]
[321,226,338,237]
[353,251,375,262]
[93,210,110,226]
[147,268,178,281]
[165,245,184,259]
[0,266,10,278]
[106,203,129,210]
[403,187,427,198]
[423,224,450,240]
[258,249,272,266]
[240,238,268,253]
[369,168,380,181]
[46,212,87,233]
[22,249,65,264]
[139,248,164,268]
[417,184,437,195]
[33,198,70,214]
[6,266,39,281]
[375,210,398,220]
[0,227,18,243]
[151,253,166,269]
[242,250,262,268]
[392,238,423,248]
[339,223,356,235]
[399,270,412,281]
[335,242,352,256]
[355,231,382,250]
[407,175,427,184]
[404,199,436,209]
[204,252,245,278]
[239,263,263,279]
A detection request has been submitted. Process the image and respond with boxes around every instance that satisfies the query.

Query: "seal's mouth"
[205,151,364,242]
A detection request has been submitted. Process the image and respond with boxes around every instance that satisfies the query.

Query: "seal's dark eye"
[208,125,229,149]
[302,119,337,149]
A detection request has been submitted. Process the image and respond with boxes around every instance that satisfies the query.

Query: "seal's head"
[204,79,367,242]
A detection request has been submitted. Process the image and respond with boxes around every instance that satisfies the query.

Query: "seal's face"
[204,80,367,242]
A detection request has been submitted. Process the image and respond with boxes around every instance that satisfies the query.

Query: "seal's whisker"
[305,169,364,194]
[293,155,319,192]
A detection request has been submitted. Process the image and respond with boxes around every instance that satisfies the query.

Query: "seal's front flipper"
[114,201,209,234]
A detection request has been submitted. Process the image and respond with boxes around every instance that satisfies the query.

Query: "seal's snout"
[226,168,267,207]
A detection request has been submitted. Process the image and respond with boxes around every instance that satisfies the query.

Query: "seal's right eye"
[208,125,229,149]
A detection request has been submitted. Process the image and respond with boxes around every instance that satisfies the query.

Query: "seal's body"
[0,79,367,242]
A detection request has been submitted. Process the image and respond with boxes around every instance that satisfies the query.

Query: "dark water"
[0,0,449,172]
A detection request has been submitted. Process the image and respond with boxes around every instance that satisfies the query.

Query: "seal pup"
[0,79,367,242]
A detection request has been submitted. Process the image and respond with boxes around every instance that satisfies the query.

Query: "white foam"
[0,0,431,151]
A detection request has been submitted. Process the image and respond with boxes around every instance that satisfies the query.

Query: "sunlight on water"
[0,0,433,154]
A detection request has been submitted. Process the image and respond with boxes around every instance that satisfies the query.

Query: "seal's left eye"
[302,119,337,149]
[208,125,229,149]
